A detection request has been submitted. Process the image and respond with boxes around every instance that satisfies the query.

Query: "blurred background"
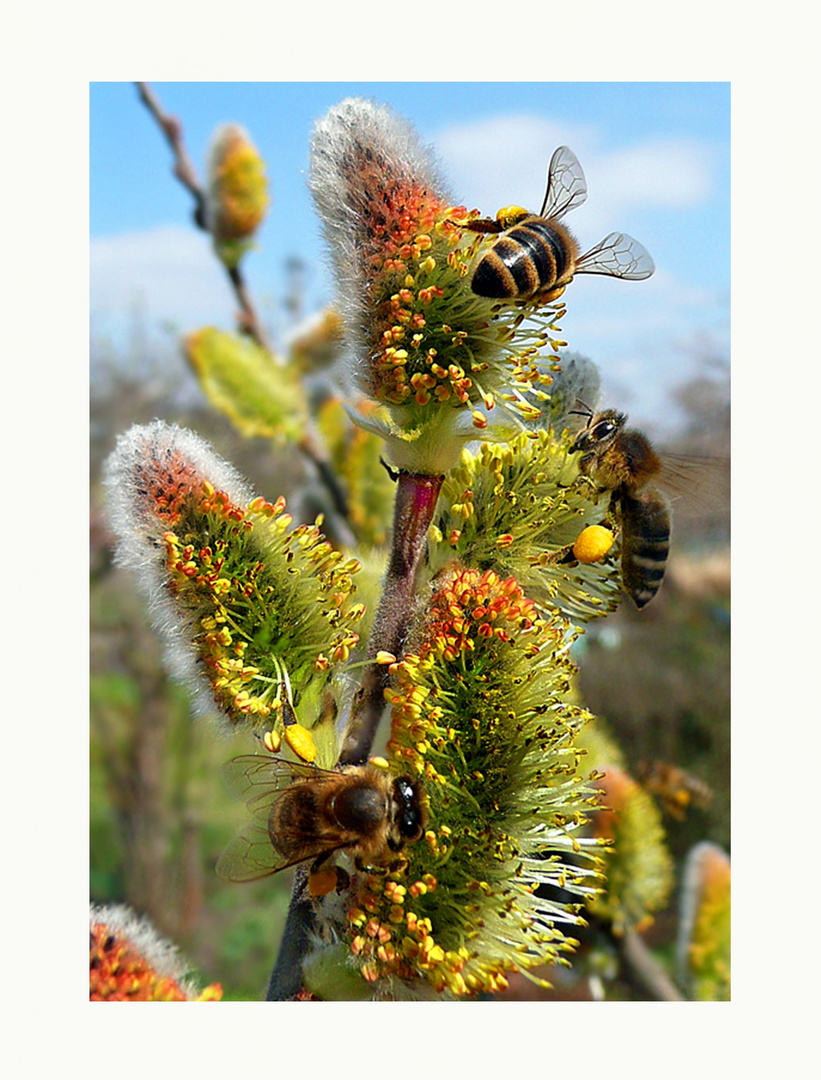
[90,82,729,999]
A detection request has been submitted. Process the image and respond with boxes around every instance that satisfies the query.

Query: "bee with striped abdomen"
[216,754,426,894]
[638,760,714,821]
[571,407,670,608]
[460,145,654,303]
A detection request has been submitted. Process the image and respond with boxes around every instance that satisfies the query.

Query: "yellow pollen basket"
[284,722,317,763]
[573,524,615,564]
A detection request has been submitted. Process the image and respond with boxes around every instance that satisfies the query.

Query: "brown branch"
[340,470,444,765]
[135,81,353,534]
[267,470,443,998]
[225,264,274,354]
[298,433,355,545]
[135,82,205,222]
[135,81,271,354]
[265,867,317,1000]
[617,928,685,1001]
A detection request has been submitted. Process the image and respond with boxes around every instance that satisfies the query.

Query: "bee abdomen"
[619,492,671,608]
[472,219,570,299]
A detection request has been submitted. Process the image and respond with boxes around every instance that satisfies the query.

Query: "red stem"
[340,470,444,765]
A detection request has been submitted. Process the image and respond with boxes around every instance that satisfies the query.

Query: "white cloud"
[552,267,729,426]
[588,140,715,217]
[90,225,232,329]
[433,115,715,234]
[434,114,597,217]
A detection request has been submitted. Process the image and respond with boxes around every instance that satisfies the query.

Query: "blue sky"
[90,81,729,429]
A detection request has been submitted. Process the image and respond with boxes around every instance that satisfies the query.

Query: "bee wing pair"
[216,755,347,882]
[542,146,655,281]
[650,452,730,513]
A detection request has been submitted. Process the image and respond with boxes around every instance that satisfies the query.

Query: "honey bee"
[216,755,426,887]
[571,407,671,608]
[638,760,714,821]
[460,145,654,302]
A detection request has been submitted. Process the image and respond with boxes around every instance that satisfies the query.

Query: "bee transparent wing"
[656,453,729,505]
[216,817,294,881]
[217,755,350,882]
[221,754,324,813]
[215,817,350,882]
[539,146,588,220]
[575,232,655,279]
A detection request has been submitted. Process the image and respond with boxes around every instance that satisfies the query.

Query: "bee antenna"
[567,399,594,421]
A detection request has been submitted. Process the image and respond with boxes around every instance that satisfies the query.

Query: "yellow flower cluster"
[206,123,269,246]
[585,766,674,935]
[161,485,362,728]
[333,565,602,997]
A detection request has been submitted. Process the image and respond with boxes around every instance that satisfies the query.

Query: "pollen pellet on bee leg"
[308,865,340,897]
[573,524,615,564]
[284,723,317,763]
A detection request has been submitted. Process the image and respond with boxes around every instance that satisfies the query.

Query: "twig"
[135,81,271,354]
[265,867,317,1000]
[617,928,685,1001]
[298,435,356,547]
[340,470,444,765]
[135,81,353,537]
[135,82,205,223]
[224,264,274,355]
[267,469,444,998]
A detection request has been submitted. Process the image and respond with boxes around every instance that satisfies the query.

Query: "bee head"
[571,408,627,453]
[495,204,529,229]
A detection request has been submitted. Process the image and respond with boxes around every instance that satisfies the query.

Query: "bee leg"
[309,853,332,874]
[354,857,389,876]
[535,283,567,303]
[447,217,503,234]
[571,473,600,498]
[604,494,622,533]
[379,457,400,482]
[556,545,579,566]
[333,865,351,893]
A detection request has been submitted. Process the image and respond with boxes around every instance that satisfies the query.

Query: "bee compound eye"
[394,778,424,840]
[400,812,424,842]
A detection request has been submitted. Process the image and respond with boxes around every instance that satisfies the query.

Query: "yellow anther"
[263,729,282,754]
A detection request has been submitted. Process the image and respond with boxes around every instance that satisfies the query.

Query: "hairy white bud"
[102,420,252,727]
[308,97,452,397]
